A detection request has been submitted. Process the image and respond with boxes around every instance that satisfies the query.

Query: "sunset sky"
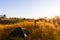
[0,0,60,18]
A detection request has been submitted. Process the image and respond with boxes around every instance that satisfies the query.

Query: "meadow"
[0,16,60,40]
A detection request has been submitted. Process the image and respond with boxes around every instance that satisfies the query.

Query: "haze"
[0,0,60,18]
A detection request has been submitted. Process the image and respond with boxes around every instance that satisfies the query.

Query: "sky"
[0,0,60,19]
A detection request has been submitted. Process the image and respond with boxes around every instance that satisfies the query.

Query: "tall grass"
[0,21,60,40]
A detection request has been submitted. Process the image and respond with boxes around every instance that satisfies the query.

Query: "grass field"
[0,20,60,40]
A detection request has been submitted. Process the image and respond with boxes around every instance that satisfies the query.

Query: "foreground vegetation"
[0,16,60,40]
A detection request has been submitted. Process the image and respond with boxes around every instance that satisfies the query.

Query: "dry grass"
[0,21,60,40]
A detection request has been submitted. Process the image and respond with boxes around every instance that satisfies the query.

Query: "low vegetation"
[0,16,60,40]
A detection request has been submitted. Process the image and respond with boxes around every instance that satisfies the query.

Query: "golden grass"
[0,21,59,40]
